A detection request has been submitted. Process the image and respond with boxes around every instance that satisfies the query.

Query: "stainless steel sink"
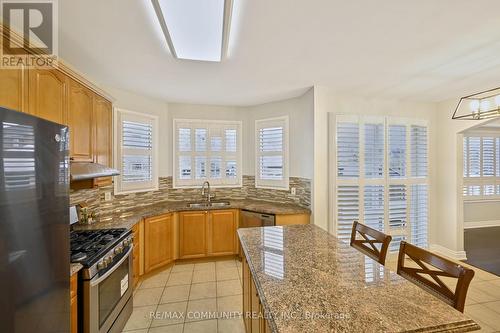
[186,201,230,208]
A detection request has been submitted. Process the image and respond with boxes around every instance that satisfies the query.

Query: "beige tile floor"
[124,257,500,333]
[123,258,245,333]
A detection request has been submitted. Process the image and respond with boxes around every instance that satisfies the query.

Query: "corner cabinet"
[144,214,174,273]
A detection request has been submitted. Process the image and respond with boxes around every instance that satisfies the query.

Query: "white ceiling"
[59,0,500,106]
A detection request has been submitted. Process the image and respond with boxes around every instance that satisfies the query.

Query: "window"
[255,116,289,190]
[463,135,500,199]
[335,116,429,249]
[173,119,242,188]
[115,109,158,194]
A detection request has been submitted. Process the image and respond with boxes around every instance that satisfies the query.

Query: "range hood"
[70,162,120,181]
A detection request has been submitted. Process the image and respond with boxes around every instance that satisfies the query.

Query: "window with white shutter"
[255,116,289,190]
[173,119,242,188]
[334,116,429,250]
[115,109,158,194]
[463,134,500,199]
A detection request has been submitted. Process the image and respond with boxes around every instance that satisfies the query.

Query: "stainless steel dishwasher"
[240,209,275,228]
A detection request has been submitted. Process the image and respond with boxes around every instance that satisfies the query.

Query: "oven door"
[84,246,133,333]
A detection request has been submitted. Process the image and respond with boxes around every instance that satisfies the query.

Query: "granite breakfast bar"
[238,224,480,333]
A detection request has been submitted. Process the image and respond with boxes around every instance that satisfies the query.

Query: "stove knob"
[123,239,131,247]
[97,260,107,270]
[114,246,124,254]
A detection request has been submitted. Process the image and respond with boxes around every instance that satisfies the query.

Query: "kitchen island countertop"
[238,224,480,333]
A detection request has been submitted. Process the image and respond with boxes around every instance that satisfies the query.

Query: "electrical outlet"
[104,191,112,201]
[291,187,296,195]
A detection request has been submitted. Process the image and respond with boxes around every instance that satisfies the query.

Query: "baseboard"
[429,244,467,261]
[464,220,500,229]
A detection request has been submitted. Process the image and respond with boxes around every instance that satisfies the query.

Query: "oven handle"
[90,245,133,287]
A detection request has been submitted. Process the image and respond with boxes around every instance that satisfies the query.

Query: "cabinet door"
[243,257,252,333]
[68,79,94,162]
[251,278,261,333]
[144,214,173,273]
[93,95,112,186]
[28,68,68,124]
[132,221,141,288]
[0,67,28,112]
[179,211,207,259]
[208,209,237,256]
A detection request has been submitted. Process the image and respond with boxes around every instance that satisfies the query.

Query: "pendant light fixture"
[452,87,500,120]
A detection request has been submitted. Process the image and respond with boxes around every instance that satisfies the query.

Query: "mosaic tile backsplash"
[69,176,311,218]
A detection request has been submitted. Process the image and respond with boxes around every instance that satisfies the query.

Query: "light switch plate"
[104,191,112,201]
[291,187,296,195]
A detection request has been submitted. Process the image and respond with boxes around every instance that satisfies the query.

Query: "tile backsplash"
[70,176,311,218]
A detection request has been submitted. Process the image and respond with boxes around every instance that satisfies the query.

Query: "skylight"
[151,0,232,62]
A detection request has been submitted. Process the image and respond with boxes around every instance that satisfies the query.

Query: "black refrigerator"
[0,107,70,333]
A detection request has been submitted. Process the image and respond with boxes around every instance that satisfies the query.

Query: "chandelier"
[452,87,500,120]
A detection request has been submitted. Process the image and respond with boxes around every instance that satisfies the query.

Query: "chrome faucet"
[201,181,215,204]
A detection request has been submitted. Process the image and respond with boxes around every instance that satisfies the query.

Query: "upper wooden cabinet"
[179,211,207,259]
[144,214,174,273]
[28,68,69,125]
[0,67,28,112]
[208,209,238,256]
[68,79,94,162]
[92,95,113,186]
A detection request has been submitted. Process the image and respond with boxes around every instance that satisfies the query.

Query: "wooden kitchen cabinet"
[243,256,252,333]
[70,272,78,333]
[179,211,207,259]
[144,214,174,273]
[28,67,69,125]
[243,256,271,333]
[275,213,310,226]
[0,67,28,112]
[68,79,94,162]
[208,209,238,256]
[92,95,113,186]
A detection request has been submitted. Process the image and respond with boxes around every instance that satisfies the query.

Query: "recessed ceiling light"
[151,0,233,62]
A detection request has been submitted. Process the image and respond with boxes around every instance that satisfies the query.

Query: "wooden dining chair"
[397,241,475,313]
[350,221,392,265]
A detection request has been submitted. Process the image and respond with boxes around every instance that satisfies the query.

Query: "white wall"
[104,86,170,176]
[244,89,314,178]
[313,87,439,236]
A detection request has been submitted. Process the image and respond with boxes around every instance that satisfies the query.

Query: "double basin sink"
[186,201,231,209]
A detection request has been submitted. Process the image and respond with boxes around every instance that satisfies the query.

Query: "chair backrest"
[397,241,475,313]
[350,221,392,265]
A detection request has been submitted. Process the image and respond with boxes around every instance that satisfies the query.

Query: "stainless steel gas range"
[70,228,134,333]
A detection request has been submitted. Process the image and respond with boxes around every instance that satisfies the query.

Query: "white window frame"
[173,119,243,188]
[332,115,429,249]
[462,130,500,201]
[114,108,159,194]
[255,116,289,190]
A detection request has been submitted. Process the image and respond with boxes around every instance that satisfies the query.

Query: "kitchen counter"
[70,263,83,276]
[238,224,480,333]
[73,199,310,231]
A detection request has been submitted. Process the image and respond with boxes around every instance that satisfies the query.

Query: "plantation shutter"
[334,116,429,250]
[115,110,158,194]
[336,185,359,239]
[255,117,289,189]
[174,120,242,187]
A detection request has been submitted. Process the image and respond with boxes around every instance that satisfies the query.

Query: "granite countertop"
[238,225,480,333]
[73,199,310,231]
[70,263,82,276]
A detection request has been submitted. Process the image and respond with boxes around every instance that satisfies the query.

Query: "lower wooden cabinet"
[208,210,237,256]
[243,256,271,333]
[70,273,78,333]
[144,214,174,273]
[179,209,238,259]
[275,213,310,226]
[179,211,207,259]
